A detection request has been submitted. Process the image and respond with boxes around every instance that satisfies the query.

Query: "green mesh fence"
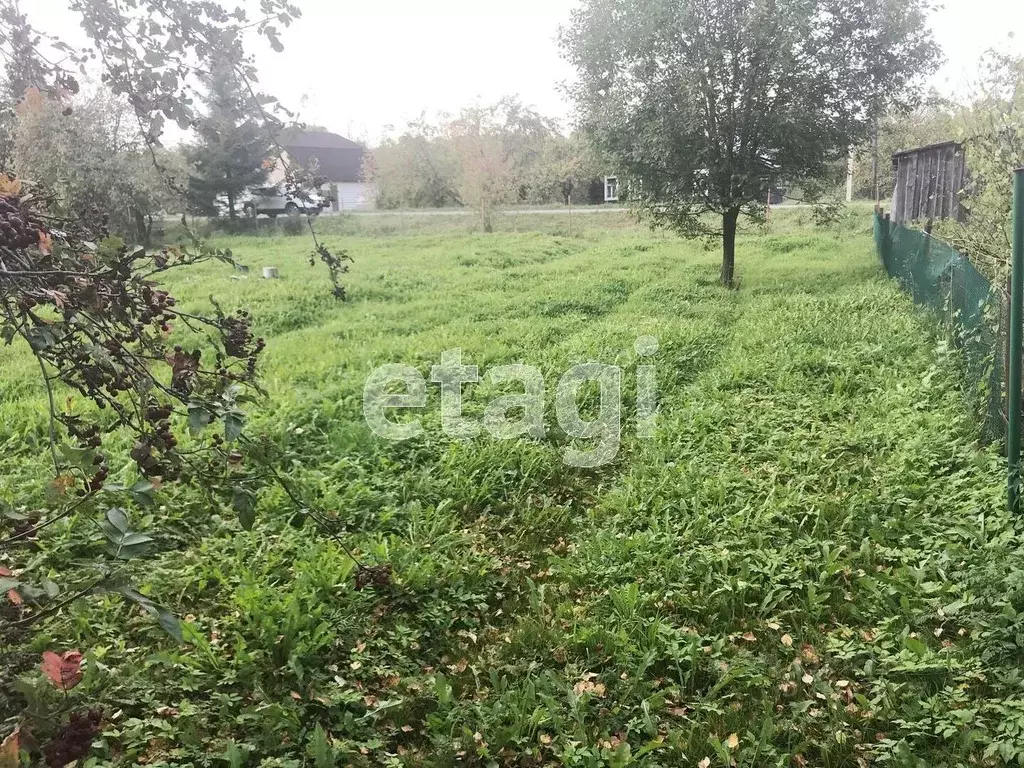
[874,211,1007,444]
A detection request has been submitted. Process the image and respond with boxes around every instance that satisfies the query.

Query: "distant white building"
[271,129,376,211]
[603,175,619,203]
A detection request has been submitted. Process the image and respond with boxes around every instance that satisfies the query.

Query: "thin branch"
[0,492,96,549]
[10,576,106,628]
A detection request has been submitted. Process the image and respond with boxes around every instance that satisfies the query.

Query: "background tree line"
[364,97,609,229]
[1,64,280,242]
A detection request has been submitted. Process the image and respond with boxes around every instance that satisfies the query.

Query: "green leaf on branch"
[24,326,58,352]
[188,404,213,435]
[225,411,245,442]
[131,480,158,507]
[96,235,125,264]
[118,587,183,643]
[232,487,256,530]
[58,444,95,470]
[106,507,129,533]
[100,508,153,559]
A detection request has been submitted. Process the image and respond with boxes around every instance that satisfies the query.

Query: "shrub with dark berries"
[42,709,102,767]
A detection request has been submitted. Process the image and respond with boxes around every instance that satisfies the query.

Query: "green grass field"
[3,211,1024,767]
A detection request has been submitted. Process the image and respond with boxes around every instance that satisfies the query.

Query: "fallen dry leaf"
[726,733,739,749]
[573,679,607,697]
[698,758,711,768]
[52,474,76,496]
[781,633,793,647]
[0,176,22,198]
[41,650,84,691]
[0,727,20,768]
[38,230,53,256]
[802,673,814,685]
[0,566,21,606]
[801,644,819,663]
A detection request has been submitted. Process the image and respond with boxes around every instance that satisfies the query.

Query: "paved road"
[168,204,812,223]
[334,204,810,217]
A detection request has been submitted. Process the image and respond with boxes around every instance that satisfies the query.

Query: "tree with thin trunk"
[560,0,940,286]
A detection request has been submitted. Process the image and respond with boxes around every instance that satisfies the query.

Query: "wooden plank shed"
[890,140,968,225]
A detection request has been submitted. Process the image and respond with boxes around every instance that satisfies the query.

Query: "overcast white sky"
[26,0,1024,144]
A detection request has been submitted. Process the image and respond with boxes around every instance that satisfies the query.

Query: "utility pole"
[846,147,855,202]
[871,122,879,202]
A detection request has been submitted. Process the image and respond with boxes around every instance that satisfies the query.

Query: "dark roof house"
[279,129,366,184]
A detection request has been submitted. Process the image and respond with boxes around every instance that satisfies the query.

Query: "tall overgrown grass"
[2,210,1019,767]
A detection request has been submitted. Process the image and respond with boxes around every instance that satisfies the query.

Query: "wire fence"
[874,210,1007,444]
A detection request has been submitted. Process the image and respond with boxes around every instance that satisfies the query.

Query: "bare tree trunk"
[132,208,151,247]
[721,207,740,287]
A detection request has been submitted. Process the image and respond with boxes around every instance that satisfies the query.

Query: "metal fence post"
[1008,169,1024,513]
[883,211,891,268]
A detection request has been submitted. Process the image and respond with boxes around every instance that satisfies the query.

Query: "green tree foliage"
[366,114,462,209]
[560,0,940,285]
[946,52,1024,274]
[523,133,606,204]
[447,100,546,232]
[366,98,606,222]
[853,93,957,200]
[12,88,179,245]
[185,65,276,217]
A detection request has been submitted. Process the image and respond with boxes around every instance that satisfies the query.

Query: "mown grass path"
[2,216,1020,767]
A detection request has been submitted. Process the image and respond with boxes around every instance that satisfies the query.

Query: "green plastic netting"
[873,211,1006,444]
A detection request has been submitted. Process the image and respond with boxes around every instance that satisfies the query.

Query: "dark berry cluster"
[355,564,393,591]
[64,417,109,494]
[66,417,102,450]
[42,708,102,767]
[217,311,264,381]
[0,196,41,251]
[131,425,179,481]
[129,400,180,479]
[77,204,110,239]
[139,284,177,334]
[221,310,255,358]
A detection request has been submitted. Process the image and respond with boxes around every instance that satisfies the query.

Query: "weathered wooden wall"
[891,141,967,224]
